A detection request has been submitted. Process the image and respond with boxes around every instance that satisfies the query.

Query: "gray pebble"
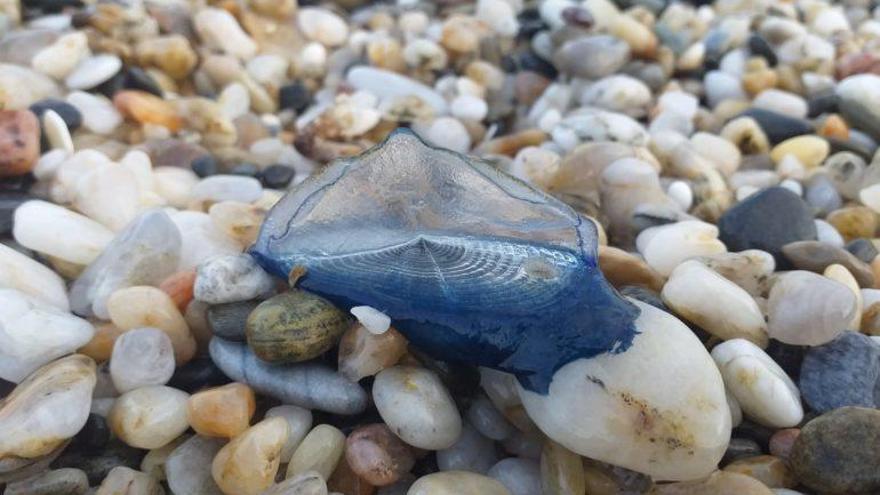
[209,337,368,415]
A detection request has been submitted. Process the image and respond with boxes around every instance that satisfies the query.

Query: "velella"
[250,128,640,393]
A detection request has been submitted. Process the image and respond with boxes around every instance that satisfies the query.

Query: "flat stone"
[845,238,878,263]
[791,407,880,494]
[782,240,874,287]
[4,468,89,495]
[718,187,817,267]
[799,331,880,412]
[209,337,368,415]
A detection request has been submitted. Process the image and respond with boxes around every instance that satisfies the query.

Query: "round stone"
[372,366,462,450]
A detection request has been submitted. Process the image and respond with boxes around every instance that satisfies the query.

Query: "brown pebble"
[114,90,183,132]
[826,207,877,242]
[345,424,415,487]
[768,428,800,461]
[722,455,796,489]
[781,240,875,288]
[338,324,408,382]
[479,128,547,157]
[0,110,39,178]
[598,245,665,291]
[836,51,880,79]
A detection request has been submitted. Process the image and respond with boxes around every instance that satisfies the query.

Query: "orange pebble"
[160,270,196,311]
[187,382,256,438]
[818,114,849,141]
[113,90,183,132]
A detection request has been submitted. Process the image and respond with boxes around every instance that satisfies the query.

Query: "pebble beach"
[1,0,880,494]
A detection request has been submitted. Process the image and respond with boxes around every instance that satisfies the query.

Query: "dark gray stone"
[719,187,817,267]
[206,300,259,341]
[846,238,878,263]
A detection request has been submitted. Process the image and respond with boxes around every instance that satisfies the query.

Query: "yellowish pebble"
[769,136,830,168]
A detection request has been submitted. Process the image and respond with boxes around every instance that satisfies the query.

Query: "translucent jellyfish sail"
[250,128,640,393]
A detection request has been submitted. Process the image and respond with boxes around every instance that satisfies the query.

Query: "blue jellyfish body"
[250,129,639,393]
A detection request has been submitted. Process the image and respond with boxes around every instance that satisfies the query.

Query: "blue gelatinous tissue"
[250,128,640,393]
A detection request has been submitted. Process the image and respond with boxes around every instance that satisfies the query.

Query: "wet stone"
[799,331,880,412]
[718,187,817,267]
[187,382,256,438]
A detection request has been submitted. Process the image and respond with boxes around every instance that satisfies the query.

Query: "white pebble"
[298,8,349,47]
[413,117,471,153]
[451,95,488,121]
[42,109,73,153]
[66,91,122,135]
[350,306,391,335]
[667,181,693,210]
[712,339,803,428]
[13,200,113,265]
[194,7,258,60]
[190,175,263,204]
[636,220,728,276]
[110,328,175,393]
[814,219,845,248]
[65,54,121,90]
